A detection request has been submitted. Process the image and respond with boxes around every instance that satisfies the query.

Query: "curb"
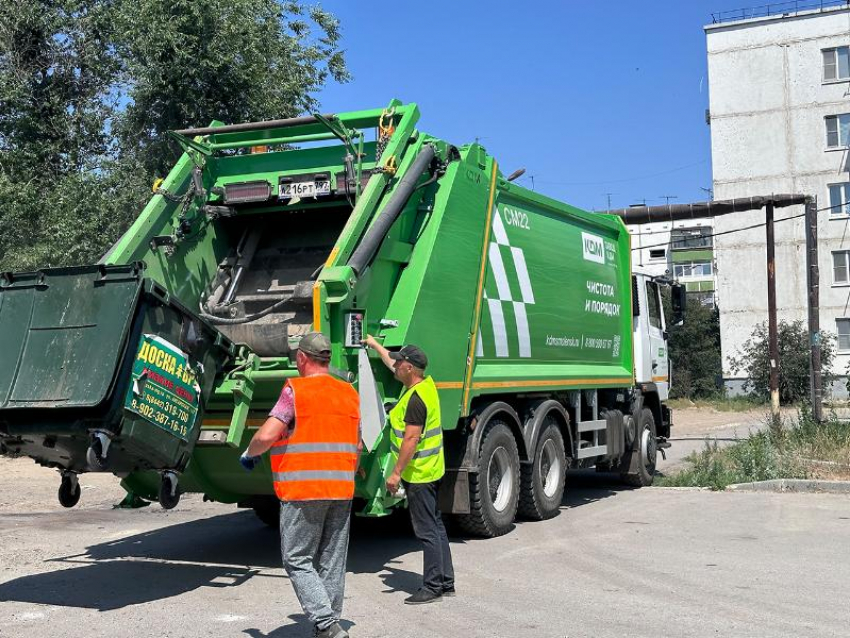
[726,479,850,494]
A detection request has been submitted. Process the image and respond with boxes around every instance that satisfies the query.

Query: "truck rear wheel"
[518,419,566,520]
[621,408,657,487]
[457,420,520,537]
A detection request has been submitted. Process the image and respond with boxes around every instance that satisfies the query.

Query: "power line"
[632,212,805,252]
[629,199,846,252]
[535,159,708,187]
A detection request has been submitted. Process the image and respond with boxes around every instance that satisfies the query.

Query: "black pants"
[405,479,455,594]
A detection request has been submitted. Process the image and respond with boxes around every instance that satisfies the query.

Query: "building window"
[671,227,713,250]
[833,251,850,284]
[837,319,850,351]
[823,46,850,82]
[829,183,850,216]
[674,261,713,279]
[649,248,666,260]
[826,114,850,148]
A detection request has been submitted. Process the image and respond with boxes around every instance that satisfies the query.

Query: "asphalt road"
[1,456,848,638]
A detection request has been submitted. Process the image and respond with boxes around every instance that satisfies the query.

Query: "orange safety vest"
[270,374,360,501]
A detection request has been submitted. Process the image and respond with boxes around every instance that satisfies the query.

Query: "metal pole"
[805,198,824,422]
[766,202,781,427]
[174,114,336,137]
[609,194,808,224]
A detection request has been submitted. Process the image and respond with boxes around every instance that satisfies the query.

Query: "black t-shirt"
[404,391,427,427]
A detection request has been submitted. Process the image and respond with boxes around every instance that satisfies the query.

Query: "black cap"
[297,332,332,361]
[389,344,428,369]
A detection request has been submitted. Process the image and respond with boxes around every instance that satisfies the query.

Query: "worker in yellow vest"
[241,332,360,638]
[363,336,455,604]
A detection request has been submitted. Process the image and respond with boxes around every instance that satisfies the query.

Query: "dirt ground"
[657,405,785,471]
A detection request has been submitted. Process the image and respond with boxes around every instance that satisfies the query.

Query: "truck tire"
[252,497,280,528]
[621,408,657,487]
[457,420,520,537]
[518,419,566,520]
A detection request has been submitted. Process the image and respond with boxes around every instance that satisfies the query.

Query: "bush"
[729,320,834,405]
[659,411,850,489]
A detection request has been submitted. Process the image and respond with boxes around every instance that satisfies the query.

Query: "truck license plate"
[280,180,330,199]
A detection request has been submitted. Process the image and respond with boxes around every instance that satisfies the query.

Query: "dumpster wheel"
[58,472,81,508]
[86,431,112,472]
[159,472,181,509]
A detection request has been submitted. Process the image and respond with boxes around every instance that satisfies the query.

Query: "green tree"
[0,0,126,270]
[0,0,348,271]
[729,320,834,405]
[113,0,349,176]
[664,294,722,399]
[0,0,118,178]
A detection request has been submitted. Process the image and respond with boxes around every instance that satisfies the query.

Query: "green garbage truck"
[0,100,684,537]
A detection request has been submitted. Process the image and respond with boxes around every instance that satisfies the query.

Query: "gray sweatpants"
[280,499,352,631]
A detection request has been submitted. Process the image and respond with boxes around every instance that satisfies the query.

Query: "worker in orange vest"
[241,332,360,638]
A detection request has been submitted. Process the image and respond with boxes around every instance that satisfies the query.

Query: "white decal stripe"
[487,299,509,357]
[513,302,531,357]
[488,243,513,301]
[511,247,535,304]
[491,208,509,246]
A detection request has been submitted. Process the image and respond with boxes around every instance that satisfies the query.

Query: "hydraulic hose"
[347,143,436,275]
[199,296,292,325]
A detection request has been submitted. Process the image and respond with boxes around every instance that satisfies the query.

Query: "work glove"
[239,451,261,471]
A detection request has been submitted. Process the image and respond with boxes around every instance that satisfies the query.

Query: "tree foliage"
[664,294,722,399]
[113,0,349,175]
[729,320,834,405]
[0,0,348,271]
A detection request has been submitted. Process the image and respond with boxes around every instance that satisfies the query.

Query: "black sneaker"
[442,586,456,597]
[404,588,443,605]
[315,622,349,638]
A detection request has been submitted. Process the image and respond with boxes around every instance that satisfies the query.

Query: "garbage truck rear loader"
[0,101,682,535]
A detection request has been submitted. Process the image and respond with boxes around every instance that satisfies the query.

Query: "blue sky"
[316,1,762,212]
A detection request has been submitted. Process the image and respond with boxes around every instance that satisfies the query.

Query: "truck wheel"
[58,475,81,508]
[252,498,280,528]
[621,408,657,487]
[457,420,520,537]
[518,419,566,520]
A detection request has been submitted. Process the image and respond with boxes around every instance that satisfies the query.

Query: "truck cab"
[632,268,685,437]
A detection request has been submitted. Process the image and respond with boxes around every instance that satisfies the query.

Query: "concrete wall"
[706,6,850,398]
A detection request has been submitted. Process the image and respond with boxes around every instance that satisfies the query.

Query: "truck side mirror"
[671,284,686,327]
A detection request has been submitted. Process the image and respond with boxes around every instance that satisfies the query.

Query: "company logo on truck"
[582,232,606,264]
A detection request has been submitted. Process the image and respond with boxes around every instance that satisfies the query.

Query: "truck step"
[576,444,607,459]
[577,419,607,433]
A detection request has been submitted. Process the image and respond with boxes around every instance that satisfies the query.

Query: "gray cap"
[298,332,332,361]
[389,344,428,369]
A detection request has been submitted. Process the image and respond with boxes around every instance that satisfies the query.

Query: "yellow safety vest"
[388,376,444,483]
